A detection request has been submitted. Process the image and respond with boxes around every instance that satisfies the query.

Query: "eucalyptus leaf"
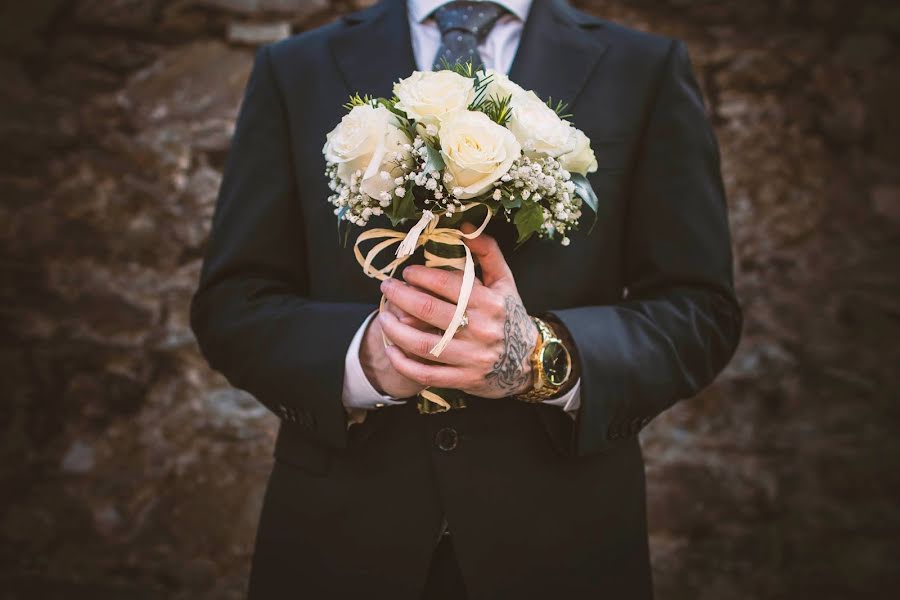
[423,144,445,174]
[342,220,352,247]
[571,173,599,232]
[570,174,598,214]
[336,206,349,245]
[513,202,544,244]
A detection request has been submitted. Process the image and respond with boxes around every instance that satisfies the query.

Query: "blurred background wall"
[1,0,898,598]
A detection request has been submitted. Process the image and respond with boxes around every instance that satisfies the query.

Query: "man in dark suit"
[189,0,743,598]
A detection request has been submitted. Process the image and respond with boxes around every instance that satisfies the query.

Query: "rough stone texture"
[227,21,292,44]
[1,0,898,598]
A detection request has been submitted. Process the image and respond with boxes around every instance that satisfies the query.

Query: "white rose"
[322,104,411,197]
[393,70,476,126]
[507,90,577,158]
[482,69,525,101]
[558,128,598,176]
[439,110,521,199]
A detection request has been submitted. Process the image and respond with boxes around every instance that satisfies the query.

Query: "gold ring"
[458,311,469,330]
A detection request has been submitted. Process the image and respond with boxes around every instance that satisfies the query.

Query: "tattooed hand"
[377,223,539,399]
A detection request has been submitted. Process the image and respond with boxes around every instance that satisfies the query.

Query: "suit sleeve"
[189,44,376,450]
[544,39,743,457]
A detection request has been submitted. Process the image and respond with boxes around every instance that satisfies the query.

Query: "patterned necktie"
[430,1,508,72]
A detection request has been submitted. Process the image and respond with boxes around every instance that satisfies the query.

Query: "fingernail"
[380,279,391,292]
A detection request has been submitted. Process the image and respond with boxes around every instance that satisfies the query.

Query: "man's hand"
[378,223,539,399]
[359,302,432,398]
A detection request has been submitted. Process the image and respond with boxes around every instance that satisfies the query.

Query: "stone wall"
[2,0,898,598]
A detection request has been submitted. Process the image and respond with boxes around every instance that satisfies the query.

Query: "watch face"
[540,340,571,387]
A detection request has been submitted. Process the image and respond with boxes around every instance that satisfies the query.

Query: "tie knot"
[431,1,507,41]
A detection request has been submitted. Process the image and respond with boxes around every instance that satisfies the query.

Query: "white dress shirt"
[342,0,582,419]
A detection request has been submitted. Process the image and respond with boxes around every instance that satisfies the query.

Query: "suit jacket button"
[434,427,459,451]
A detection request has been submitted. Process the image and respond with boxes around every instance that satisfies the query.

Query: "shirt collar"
[408,0,531,24]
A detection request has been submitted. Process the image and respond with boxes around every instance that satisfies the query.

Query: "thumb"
[460,221,513,288]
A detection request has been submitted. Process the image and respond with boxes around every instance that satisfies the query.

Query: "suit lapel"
[331,0,609,113]
[332,0,608,107]
[508,0,609,114]
[329,0,417,99]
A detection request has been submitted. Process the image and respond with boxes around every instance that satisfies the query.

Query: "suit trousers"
[421,532,467,600]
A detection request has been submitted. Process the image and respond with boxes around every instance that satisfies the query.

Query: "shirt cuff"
[539,377,581,420]
[343,309,408,411]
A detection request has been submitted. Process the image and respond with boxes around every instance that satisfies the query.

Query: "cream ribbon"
[353,202,492,411]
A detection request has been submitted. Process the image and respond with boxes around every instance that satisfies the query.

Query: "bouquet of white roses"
[322,63,599,412]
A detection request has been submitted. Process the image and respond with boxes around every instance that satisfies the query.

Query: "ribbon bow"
[353,202,492,358]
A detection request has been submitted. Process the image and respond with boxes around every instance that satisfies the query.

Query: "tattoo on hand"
[484,295,535,394]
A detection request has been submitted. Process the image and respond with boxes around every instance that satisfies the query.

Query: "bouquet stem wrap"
[353,202,492,413]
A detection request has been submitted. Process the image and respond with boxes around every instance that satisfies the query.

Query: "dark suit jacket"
[189,0,743,598]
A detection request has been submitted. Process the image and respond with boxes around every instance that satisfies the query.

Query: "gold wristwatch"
[514,316,573,403]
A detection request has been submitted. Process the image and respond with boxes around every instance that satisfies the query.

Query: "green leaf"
[501,194,521,210]
[481,198,501,214]
[440,208,465,227]
[441,202,490,228]
[513,202,544,244]
[423,144,445,174]
[384,187,416,226]
[571,173,600,233]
